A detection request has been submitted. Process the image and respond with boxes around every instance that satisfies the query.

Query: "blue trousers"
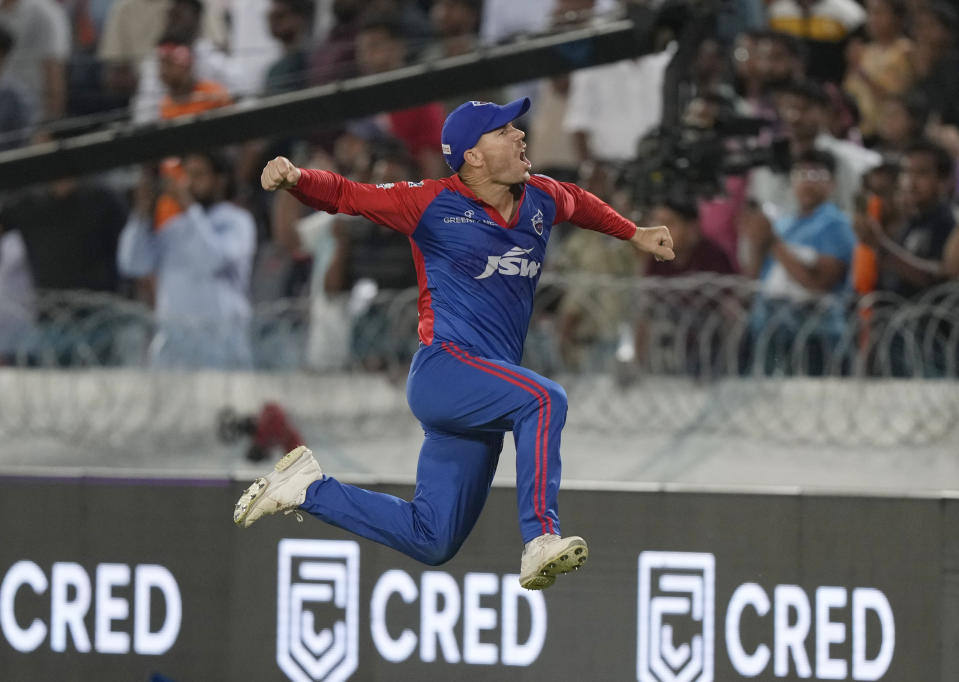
[300,340,567,565]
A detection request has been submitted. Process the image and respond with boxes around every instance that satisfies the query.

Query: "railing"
[1,275,957,451]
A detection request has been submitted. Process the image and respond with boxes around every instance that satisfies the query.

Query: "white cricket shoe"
[519,533,588,590]
[233,445,322,528]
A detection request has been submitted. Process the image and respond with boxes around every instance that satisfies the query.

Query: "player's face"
[473,122,531,184]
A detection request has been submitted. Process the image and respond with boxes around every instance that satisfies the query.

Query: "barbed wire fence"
[0,275,957,454]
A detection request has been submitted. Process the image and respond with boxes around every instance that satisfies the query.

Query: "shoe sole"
[233,445,310,527]
[520,538,589,590]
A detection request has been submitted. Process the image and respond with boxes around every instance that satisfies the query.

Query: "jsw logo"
[475,247,541,280]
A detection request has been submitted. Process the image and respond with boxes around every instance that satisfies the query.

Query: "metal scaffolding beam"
[0,17,654,190]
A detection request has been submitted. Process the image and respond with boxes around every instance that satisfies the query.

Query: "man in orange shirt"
[157,34,231,119]
[153,34,232,227]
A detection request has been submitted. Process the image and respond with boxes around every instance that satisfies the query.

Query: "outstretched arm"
[261,156,439,236]
[527,174,675,261]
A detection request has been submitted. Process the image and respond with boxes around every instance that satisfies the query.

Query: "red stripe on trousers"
[440,343,548,535]
[445,343,554,535]
[451,344,555,535]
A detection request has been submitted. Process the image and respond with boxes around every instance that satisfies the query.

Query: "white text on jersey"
[475,247,542,280]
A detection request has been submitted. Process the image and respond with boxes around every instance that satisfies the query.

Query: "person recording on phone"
[117,149,256,369]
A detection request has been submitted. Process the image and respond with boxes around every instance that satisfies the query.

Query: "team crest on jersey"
[531,209,544,236]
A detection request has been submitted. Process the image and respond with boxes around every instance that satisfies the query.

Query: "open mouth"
[520,147,531,170]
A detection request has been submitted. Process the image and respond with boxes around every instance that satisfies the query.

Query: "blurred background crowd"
[0,0,957,384]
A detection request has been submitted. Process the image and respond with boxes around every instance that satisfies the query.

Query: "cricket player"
[234,98,675,589]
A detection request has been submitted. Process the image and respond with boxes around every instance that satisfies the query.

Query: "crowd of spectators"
[0,0,957,376]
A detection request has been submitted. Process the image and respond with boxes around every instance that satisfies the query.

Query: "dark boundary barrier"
[0,477,956,681]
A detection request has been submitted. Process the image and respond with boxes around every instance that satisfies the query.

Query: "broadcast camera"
[629,94,791,204]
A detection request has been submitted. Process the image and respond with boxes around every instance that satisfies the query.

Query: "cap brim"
[481,97,531,135]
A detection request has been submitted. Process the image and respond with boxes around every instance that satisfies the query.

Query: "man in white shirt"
[129,0,245,124]
[563,42,676,163]
[0,0,68,121]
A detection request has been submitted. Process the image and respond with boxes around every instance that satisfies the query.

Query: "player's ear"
[462,146,483,169]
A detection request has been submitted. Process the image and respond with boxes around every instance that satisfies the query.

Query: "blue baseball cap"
[441,98,531,172]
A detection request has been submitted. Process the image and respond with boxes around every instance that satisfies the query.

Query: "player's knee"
[419,538,461,566]
[541,379,568,412]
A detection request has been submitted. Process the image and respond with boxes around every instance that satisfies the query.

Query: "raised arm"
[527,174,675,261]
[261,156,440,236]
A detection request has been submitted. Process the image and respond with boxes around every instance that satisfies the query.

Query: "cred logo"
[637,552,715,682]
[277,539,359,682]
[475,247,541,280]
[637,551,896,681]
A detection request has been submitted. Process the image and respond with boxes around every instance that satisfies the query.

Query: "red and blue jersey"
[290,171,637,363]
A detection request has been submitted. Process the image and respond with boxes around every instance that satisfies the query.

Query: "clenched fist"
[630,225,675,262]
[261,156,302,191]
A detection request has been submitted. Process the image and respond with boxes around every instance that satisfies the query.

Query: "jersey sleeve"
[288,169,441,236]
[526,174,637,240]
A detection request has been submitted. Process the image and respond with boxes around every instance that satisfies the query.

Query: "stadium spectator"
[145,34,233,231]
[156,34,231,119]
[552,161,639,370]
[755,30,806,93]
[747,79,881,222]
[842,0,913,141]
[691,37,734,101]
[98,0,175,102]
[479,0,551,45]
[0,23,30,149]
[309,0,362,85]
[97,0,225,100]
[644,197,735,277]
[563,33,675,163]
[130,0,242,124]
[637,197,738,378]
[908,1,959,128]
[0,132,128,365]
[421,0,506,112]
[348,13,446,178]
[271,147,352,370]
[0,230,34,363]
[0,156,127,296]
[117,149,256,368]
[873,91,928,162]
[858,139,959,297]
[216,0,281,95]
[263,0,314,94]
[850,161,901,296]
[766,0,866,84]
[744,149,857,374]
[677,90,752,268]
[0,0,69,122]
[731,29,764,108]
[523,0,607,183]
[426,0,482,59]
